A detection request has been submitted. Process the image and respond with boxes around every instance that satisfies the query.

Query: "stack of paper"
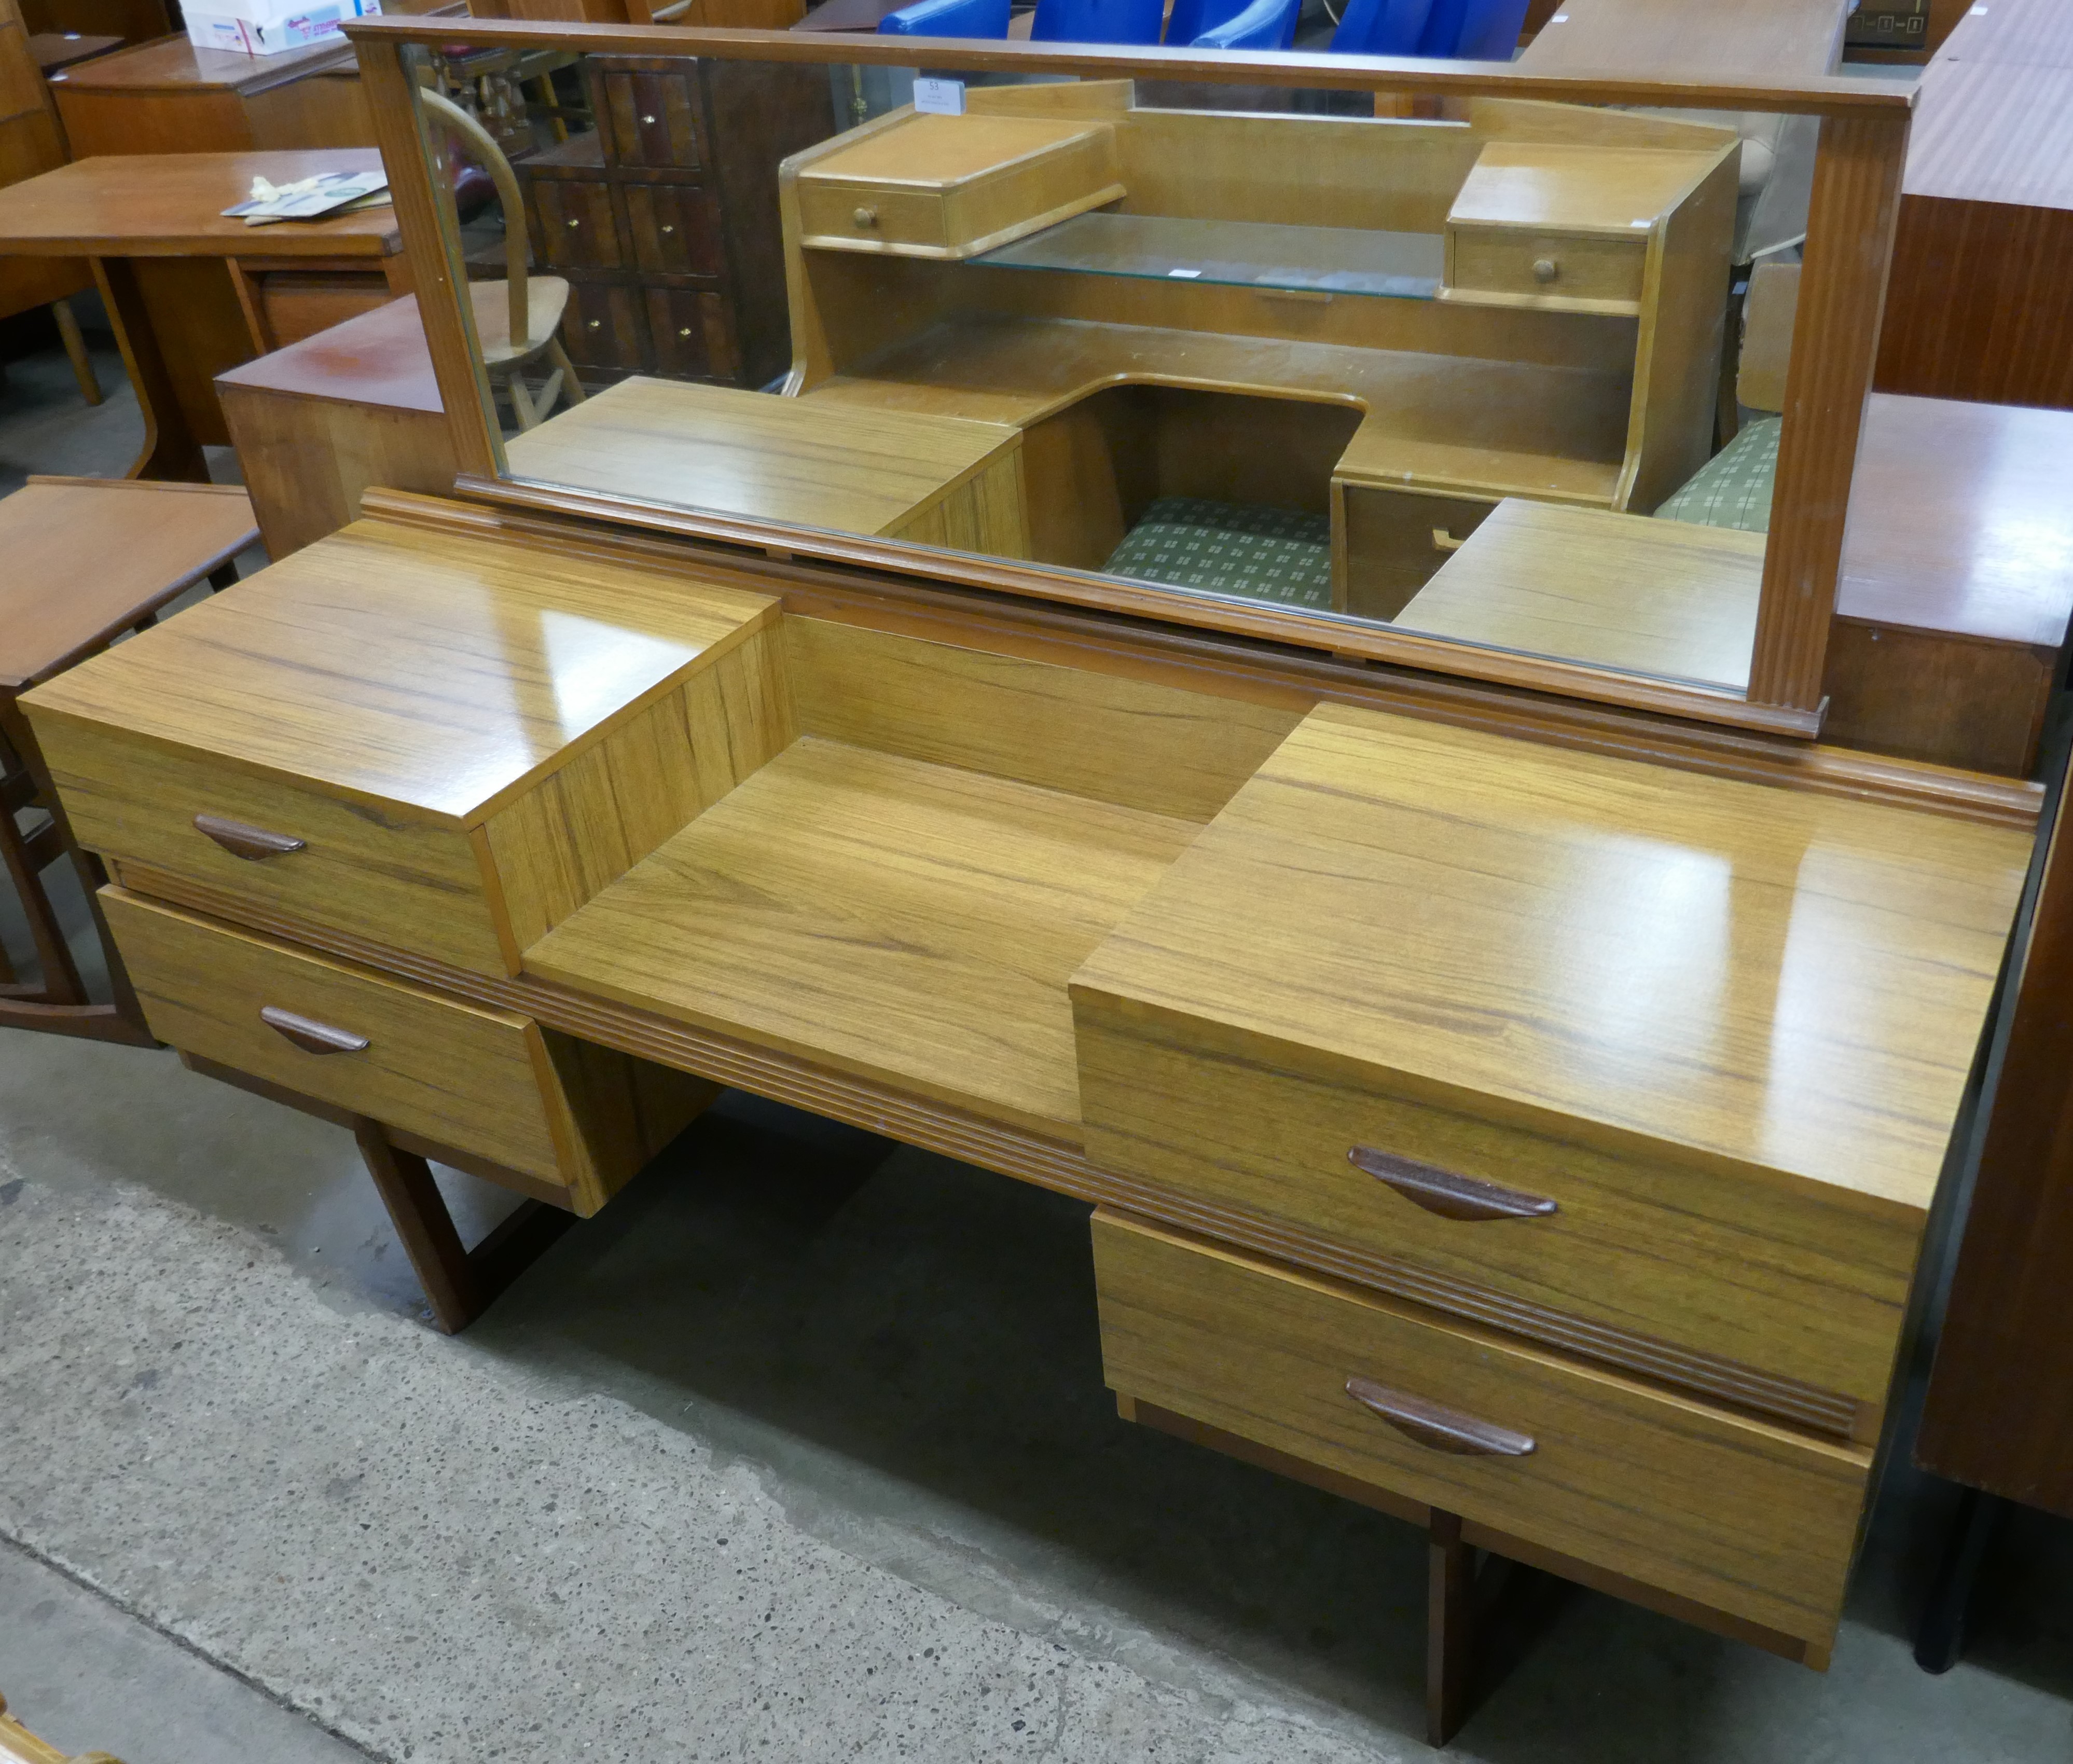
[221,171,392,226]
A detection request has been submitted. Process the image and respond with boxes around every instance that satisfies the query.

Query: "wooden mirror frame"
[349,18,1911,739]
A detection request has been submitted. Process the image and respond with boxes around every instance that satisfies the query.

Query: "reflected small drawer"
[1445,227,1645,309]
[1335,484,1498,620]
[1093,1210,1868,1648]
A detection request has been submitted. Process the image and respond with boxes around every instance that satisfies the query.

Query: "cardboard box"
[184,0,380,57]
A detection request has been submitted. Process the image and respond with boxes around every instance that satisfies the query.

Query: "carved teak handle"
[259,1007,368,1056]
[195,814,307,861]
[1345,1377,1537,1457]
[1350,1146,1558,1222]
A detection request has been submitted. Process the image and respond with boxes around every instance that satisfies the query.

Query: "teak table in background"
[0,150,408,479]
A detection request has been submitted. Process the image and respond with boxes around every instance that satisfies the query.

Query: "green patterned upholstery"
[1652,416,1781,533]
[1104,498,1334,610]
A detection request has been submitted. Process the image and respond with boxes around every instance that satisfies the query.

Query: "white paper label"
[1168,268,1202,278]
[914,78,966,115]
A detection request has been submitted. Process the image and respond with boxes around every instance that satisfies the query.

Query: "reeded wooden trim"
[128,865,1864,1441]
[1749,113,1911,710]
[344,18,1912,115]
[358,490,2043,831]
[451,474,1823,739]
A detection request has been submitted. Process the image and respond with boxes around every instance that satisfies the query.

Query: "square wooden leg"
[1428,1509,1477,1746]
[353,1119,575,1333]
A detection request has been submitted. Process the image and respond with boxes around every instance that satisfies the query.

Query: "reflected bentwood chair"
[416,87,589,431]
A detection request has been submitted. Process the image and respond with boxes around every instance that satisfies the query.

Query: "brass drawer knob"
[587,319,602,329]
[642,112,657,123]
[853,205,878,228]
[1350,1145,1557,1221]
[1346,1377,1537,1458]
[566,217,581,227]
[194,814,305,861]
[678,327,692,337]
[661,223,674,234]
[259,1006,369,1057]
[1532,256,1558,284]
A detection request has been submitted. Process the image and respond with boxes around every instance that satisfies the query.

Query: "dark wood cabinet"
[519,54,831,391]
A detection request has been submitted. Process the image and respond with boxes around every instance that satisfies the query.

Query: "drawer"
[531,178,624,272]
[107,889,571,1184]
[598,63,706,172]
[793,113,1123,261]
[104,890,716,1212]
[646,288,738,382]
[560,282,650,373]
[625,184,724,279]
[1093,1211,1870,1647]
[37,714,512,977]
[1073,997,1919,1425]
[1445,227,1644,310]
[1335,484,1498,621]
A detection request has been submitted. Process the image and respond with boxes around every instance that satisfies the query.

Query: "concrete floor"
[3,336,2070,1763]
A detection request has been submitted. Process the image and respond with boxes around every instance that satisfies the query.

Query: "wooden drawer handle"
[1431,527,1466,553]
[1346,1376,1536,1457]
[195,814,306,861]
[1349,1145,1558,1222]
[259,1006,368,1056]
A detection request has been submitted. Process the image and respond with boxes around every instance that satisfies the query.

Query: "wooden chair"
[0,476,257,1043]
[418,86,586,432]
[0,1690,123,1764]
[1,0,102,409]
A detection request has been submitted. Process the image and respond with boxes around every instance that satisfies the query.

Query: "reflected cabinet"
[21,15,2054,1747]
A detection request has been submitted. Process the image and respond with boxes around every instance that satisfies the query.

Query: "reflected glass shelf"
[975,212,1445,300]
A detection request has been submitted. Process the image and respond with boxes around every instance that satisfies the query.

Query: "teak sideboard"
[19,490,2028,1741]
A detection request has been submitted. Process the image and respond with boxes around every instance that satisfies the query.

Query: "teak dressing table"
[22,488,2029,1738]
[22,18,2057,1747]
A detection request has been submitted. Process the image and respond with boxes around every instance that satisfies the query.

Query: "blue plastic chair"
[1329,0,1526,56]
[1165,0,1300,48]
[877,0,1011,35]
[1029,0,1164,43]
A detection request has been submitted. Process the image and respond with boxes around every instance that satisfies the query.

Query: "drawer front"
[1337,485,1498,621]
[646,288,739,383]
[1448,227,1644,306]
[38,715,510,978]
[531,178,624,272]
[1094,1211,1869,1646]
[794,180,949,255]
[560,282,651,372]
[1074,998,1919,1416]
[105,891,568,1182]
[600,65,706,171]
[624,184,724,279]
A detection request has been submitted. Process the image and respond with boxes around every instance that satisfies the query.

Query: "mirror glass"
[410,39,1809,698]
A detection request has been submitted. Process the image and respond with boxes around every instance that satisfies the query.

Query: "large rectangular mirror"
[358,21,1896,735]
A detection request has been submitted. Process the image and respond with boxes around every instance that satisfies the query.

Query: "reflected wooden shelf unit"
[1397,500,1764,688]
[503,375,1028,547]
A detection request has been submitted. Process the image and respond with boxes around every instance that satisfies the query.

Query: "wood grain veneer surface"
[22,517,776,821]
[1394,500,1763,688]
[0,148,400,255]
[503,376,1024,535]
[525,734,1204,1137]
[1074,703,2029,1214]
[0,479,256,689]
